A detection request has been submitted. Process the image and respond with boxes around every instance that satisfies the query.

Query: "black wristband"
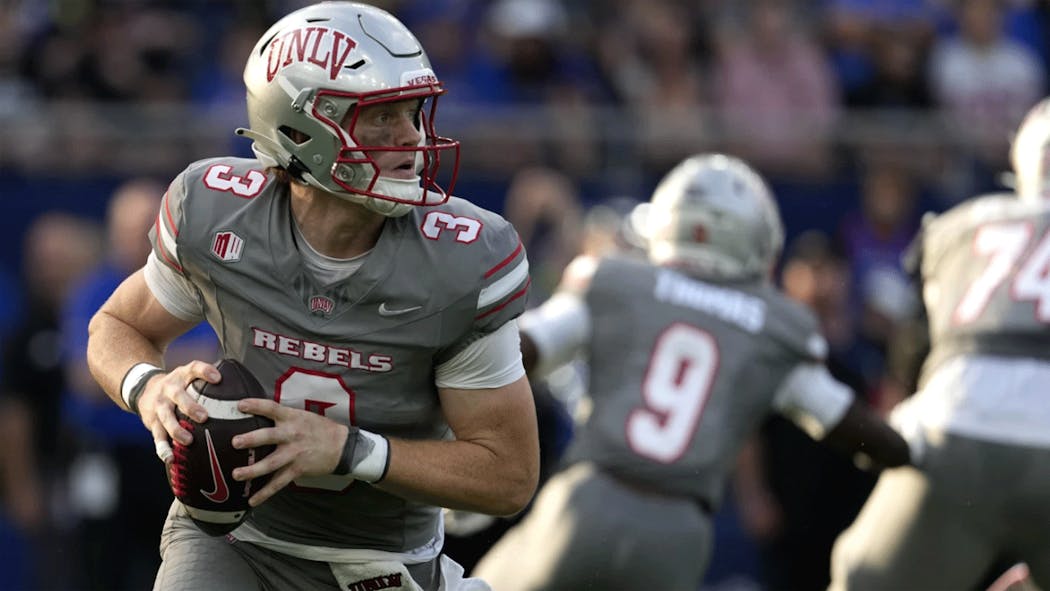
[122,366,166,415]
[332,426,360,475]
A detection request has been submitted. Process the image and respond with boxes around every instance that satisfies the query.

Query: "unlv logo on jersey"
[212,232,244,262]
[310,295,335,316]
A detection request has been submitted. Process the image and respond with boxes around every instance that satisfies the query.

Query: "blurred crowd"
[1,0,1049,589]
[1,0,1048,185]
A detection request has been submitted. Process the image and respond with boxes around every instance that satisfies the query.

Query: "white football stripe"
[181,502,246,523]
[186,384,256,420]
[478,258,529,309]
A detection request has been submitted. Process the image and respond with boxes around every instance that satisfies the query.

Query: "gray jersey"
[149,157,529,553]
[566,256,824,508]
[915,194,1050,380]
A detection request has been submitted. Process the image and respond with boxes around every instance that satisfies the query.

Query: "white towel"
[329,555,491,591]
[330,560,423,591]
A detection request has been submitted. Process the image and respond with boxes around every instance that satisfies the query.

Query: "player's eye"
[410,101,424,127]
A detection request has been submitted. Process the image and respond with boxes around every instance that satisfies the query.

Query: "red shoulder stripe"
[154,217,183,273]
[162,191,179,238]
[484,240,523,279]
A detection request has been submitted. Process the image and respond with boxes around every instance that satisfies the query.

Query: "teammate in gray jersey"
[85,3,539,590]
[830,98,1050,591]
[472,153,915,591]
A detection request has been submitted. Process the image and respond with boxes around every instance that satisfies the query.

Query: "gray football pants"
[830,431,1050,591]
[152,501,440,591]
[473,462,713,591]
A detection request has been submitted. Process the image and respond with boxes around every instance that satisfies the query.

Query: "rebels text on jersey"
[148,157,530,553]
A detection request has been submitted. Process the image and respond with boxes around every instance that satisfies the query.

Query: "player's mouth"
[382,159,416,178]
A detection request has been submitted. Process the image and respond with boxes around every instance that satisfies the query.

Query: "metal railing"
[0,101,1005,189]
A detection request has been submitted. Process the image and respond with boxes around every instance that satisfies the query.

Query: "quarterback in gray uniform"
[473,154,914,591]
[830,98,1050,591]
[85,3,539,591]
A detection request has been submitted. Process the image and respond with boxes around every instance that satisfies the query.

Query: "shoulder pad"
[149,157,276,274]
[412,198,531,331]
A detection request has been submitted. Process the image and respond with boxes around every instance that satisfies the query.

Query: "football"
[169,358,275,536]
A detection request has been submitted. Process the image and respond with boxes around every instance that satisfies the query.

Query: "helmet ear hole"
[279,126,311,145]
[691,225,708,243]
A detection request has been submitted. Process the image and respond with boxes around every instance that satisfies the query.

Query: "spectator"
[837,158,922,387]
[756,230,878,591]
[928,0,1045,194]
[848,24,932,110]
[593,0,713,174]
[462,0,606,175]
[712,0,840,177]
[579,195,647,258]
[189,18,268,159]
[0,2,36,117]
[823,0,937,106]
[62,178,218,591]
[503,166,584,301]
[0,212,103,591]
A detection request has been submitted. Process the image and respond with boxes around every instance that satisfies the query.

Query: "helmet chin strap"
[329,176,421,218]
[373,175,424,203]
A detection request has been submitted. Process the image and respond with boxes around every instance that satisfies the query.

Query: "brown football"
[169,358,275,536]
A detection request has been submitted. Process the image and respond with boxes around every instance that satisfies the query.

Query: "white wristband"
[353,430,390,483]
[121,362,164,411]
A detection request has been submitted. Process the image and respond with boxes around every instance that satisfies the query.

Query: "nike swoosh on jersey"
[201,429,230,503]
[378,303,423,316]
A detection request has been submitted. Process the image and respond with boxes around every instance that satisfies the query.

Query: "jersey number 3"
[628,323,718,463]
[954,221,1050,324]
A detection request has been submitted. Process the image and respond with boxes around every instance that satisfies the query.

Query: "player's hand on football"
[230,399,347,507]
[138,361,221,464]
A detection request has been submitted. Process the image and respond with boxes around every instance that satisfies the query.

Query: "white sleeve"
[517,293,591,377]
[143,251,206,322]
[772,363,854,439]
[435,320,525,390]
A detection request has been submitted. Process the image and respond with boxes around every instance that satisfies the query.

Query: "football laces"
[168,419,195,499]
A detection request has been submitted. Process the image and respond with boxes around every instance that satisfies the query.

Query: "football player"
[830,98,1050,590]
[85,3,539,590]
[472,153,916,590]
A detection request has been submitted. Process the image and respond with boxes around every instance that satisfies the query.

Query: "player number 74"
[954,221,1050,324]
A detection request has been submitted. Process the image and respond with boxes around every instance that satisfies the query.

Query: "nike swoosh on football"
[378,303,422,316]
[201,429,230,503]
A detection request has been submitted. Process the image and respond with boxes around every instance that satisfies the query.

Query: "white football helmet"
[642,154,784,281]
[1011,97,1050,202]
[237,1,460,217]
